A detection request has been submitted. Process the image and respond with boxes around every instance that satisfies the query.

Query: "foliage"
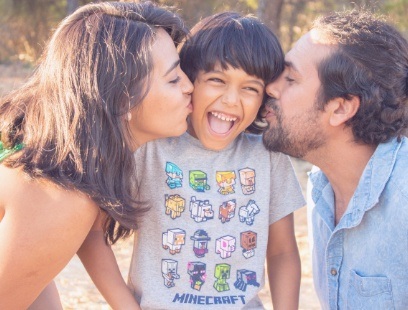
[0,0,407,62]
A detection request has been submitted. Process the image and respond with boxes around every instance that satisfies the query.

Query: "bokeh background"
[1,0,407,63]
[1,0,407,309]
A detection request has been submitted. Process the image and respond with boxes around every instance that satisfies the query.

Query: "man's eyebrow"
[284,61,300,74]
[163,60,180,77]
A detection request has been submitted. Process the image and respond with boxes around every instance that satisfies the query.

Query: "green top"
[0,141,24,163]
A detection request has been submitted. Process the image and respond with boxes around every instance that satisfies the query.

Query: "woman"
[0,2,193,309]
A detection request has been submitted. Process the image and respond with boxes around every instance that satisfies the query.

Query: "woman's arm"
[77,212,141,310]
[0,167,99,309]
[27,281,63,310]
[267,213,301,310]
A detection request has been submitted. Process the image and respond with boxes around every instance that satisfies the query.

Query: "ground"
[0,63,320,309]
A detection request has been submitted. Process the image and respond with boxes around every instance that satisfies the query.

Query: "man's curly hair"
[314,10,408,145]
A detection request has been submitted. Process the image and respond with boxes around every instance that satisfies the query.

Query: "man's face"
[262,30,332,159]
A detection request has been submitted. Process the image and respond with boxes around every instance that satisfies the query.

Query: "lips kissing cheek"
[208,111,237,134]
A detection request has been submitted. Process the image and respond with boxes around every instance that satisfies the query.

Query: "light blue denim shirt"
[308,137,408,310]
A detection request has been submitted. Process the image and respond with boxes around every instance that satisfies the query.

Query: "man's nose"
[265,81,280,99]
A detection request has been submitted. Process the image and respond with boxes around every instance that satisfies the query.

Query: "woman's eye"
[170,76,181,84]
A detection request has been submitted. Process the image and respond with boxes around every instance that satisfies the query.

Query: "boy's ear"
[326,95,360,127]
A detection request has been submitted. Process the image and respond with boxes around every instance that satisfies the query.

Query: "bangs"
[180,12,284,84]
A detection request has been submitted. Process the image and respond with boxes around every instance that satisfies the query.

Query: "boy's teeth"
[211,112,237,122]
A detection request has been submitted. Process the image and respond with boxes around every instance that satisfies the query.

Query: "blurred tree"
[383,0,408,36]
[156,0,253,27]
[0,0,95,62]
[67,0,79,15]
[0,0,406,62]
[0,0,66,62]
[257,0,284,35]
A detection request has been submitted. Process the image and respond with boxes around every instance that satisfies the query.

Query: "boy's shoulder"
[235,132,263,146]
[237,132,281,154]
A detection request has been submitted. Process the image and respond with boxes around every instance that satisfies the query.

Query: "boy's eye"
[244,86,261,94]
[170,76,181,84]
[285,76,295,83]
[208,77,224,83]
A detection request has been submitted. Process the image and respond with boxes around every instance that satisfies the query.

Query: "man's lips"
[264,106,276,119]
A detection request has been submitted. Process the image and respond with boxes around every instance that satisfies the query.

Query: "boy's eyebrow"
[163,60,180,77]
[250,79,265,88]
[209,69,265,87]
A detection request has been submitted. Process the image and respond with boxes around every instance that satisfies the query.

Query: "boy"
[128,12,305,309]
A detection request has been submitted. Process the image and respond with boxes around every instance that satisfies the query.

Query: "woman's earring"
[127,112,132,121]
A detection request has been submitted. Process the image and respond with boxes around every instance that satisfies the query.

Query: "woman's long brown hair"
[0,1,188,244]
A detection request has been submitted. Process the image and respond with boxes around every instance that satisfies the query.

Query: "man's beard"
[262,99,326,159]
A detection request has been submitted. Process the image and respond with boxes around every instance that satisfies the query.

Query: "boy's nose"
[221,88,239,106]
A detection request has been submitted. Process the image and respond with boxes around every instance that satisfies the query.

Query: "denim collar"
[309,137,403,230]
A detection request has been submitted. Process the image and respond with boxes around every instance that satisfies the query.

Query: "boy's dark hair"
[0,1,188,244]
[314,10,408,144]
[179,12,284,133]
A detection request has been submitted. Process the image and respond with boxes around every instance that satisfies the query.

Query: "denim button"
[331,268,337,276]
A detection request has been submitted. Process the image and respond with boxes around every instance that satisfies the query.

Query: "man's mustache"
[265,97,278,112]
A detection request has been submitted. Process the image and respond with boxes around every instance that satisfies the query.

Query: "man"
[262,10,408,310]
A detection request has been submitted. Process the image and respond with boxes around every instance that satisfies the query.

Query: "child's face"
[188,64,264,150]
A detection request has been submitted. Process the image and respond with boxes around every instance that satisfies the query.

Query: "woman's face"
[129,28,193,150]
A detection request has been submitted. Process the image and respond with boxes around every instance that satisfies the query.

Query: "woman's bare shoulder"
[0,165,100,309]
[0,164,99,221]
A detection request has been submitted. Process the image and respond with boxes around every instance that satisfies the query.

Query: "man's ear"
[326,96,360,127]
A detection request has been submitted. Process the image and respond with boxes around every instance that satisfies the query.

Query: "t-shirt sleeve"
[269,152,306,225]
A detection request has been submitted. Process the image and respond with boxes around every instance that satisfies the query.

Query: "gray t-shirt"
[128,132,305,309]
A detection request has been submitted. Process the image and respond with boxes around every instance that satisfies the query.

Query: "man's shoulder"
[384,137,408,197]
[389,137,408,175]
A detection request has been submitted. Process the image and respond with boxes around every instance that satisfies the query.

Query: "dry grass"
[0,64,319,309]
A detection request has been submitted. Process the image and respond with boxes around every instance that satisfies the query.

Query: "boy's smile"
[208,111,238,134]
[188,64,264,150]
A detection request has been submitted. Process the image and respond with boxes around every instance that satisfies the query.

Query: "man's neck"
[306,138,377,225]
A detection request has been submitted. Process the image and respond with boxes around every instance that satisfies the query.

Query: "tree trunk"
[67,0,79,15]
[257,0,284,37]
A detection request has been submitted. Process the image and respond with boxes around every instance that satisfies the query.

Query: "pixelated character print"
[162,259,180,288]
[165,194,185,219]
[238,200,260,225]
[187,262,206,291]
[191,229,211,258]
[213,263,231,292]
[239,168,255,195]
[165,162,183,189]
[234,269,260,292]
[162,228,186,254]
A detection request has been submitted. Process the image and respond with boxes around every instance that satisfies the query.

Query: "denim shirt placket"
[326,229,343,309]
[311,138,402,310]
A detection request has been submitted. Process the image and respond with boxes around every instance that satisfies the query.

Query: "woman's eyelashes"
[170,76,181,84]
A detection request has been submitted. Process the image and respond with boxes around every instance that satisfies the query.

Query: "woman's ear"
[327,96,360,127]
